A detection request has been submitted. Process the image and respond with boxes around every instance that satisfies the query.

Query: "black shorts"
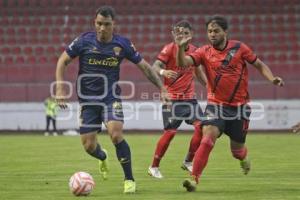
[162,99,203,130]
[79,100,124,134]
[201,104,251,143]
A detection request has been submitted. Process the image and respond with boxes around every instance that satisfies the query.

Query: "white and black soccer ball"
[69,171,95,196]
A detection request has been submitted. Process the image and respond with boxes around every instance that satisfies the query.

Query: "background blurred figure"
[44,96,58,136]
[292,122,300,133]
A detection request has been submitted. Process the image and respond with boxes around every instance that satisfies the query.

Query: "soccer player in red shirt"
[148,20,207,178]
[174,15,284,191]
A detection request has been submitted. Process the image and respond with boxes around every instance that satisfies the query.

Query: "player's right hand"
[173,27,192,47]
[162,70,178,80]
[272,76,284,87]
[55,86,68,109]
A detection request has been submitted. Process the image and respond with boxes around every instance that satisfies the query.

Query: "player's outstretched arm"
[152,60,178,80]
[136,59,170,103]
[194,65,207,87]
[252,58,284,86]
[55,51,74,109]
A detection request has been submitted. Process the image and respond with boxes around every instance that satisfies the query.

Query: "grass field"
[0,132,299,200]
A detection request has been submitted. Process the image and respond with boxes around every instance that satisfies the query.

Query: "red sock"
[185,121,202,162]
[192,135,216,183]
[231,146,247,160]
[151,129,176,167]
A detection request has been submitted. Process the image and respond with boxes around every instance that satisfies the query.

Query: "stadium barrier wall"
[0,100,299,131]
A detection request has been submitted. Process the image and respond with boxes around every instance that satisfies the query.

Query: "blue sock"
[115,140,134,181]
[87,143,107,161]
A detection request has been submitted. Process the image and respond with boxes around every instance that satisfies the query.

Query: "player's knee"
[202,125,219,138]
[201,135,216,147]
[231,147,247,160]
[81,138,96,153]
[110,131,123,144]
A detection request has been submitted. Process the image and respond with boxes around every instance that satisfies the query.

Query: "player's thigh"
[184,100,204,125]
[162,103,182,130]
[202,104,225,136]
[224,119,249,144]
[79,104,103,134]
[105,100,124,123]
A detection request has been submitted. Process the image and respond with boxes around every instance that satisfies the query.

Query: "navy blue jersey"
[66,32,142,103]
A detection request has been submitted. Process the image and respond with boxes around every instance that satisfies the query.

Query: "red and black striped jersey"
[189,40,257,106]
[158,42,197,100]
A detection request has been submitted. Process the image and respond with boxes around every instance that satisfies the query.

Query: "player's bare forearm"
[55,51,73,108]
[56,51,72,83]
[253,59,274,82]
[137,59,164,89]
[176,46,189,67]
[152,60,165,75]
[253,58,284,86]
[195,65,207,87]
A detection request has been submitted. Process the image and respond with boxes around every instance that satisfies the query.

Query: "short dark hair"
[95,6,116,20]
[173,20,193,31]
[206,15,228,31]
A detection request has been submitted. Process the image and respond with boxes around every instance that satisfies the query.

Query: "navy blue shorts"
[201,104,251,143]
[79,100,124,134]
[162,99,203,130]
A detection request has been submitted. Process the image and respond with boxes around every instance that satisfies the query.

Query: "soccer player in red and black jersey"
[175,15,284,191]
[148,20,207,179]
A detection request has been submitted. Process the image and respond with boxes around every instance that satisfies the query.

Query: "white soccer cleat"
[44,132,49,136]
[148,167,163,179]
[181,161,193,173]
[53,132,58,136]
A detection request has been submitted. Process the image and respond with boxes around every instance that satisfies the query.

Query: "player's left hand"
[161,87,170,104]
[272,76,284,86]
[292,122,300,133]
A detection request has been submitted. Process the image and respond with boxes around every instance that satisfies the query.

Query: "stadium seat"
[0,84,27,101]
[15,56,25,64]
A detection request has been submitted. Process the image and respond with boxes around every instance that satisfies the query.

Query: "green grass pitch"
[0,133,299,200]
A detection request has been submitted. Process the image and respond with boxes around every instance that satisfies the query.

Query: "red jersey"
[157,42,197,100]
[189,40,257,106]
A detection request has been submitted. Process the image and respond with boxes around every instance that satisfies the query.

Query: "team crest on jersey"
[112,101,122,110]
[113,47,122,56]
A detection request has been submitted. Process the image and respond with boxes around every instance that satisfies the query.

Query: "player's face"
[94,14,114,42]
[207,22,227,48]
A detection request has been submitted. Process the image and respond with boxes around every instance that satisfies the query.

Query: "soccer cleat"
[44,132,49,136]
[148,166,163,179]
[240,158,251,175]
[124,180,136,194]
[98,149,109,180]
[53,132,58,136]
[181,161,193,173]
[182,178,197,192]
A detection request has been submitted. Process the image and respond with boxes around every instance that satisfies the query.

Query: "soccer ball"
[69,171,95,196]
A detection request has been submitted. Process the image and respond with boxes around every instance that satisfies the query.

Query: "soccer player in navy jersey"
[175,15,284,191]
[55,6,168,193]
[148,20,207,179]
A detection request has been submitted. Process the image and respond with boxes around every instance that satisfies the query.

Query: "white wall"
[0,100,299,131]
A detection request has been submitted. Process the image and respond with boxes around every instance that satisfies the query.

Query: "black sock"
[115,140,134,181]
[87,144,107,161]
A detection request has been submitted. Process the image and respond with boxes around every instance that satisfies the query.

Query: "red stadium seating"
[0,0,299,101]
